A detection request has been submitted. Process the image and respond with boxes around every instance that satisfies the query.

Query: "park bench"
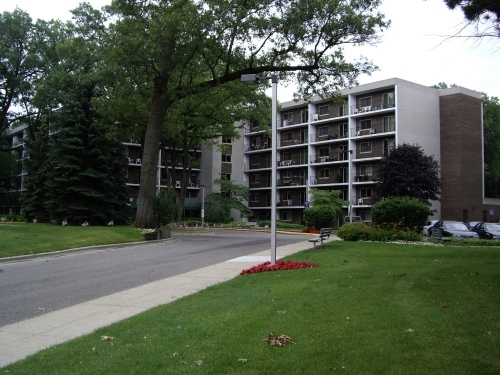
[308,228,332,249]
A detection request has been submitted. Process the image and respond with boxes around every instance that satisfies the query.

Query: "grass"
[0,223,143,258]
[3,241,499,374]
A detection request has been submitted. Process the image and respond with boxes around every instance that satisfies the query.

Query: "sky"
[2,0,499,102]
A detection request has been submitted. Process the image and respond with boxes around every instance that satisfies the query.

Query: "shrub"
[337,222,370,241]
[371,196,431,232]
[303,206,335,229]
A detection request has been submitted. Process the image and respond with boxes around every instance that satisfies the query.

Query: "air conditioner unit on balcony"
[313,114,319,121]
[175,181,181,188]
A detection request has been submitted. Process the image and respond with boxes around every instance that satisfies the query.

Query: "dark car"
[430,221,479,239]
[470,222,500,239]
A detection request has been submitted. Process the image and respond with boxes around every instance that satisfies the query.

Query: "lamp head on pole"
[241,74,261,85]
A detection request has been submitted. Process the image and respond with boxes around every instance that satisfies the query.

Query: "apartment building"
[3,78,497,224]
[244,77,498,225]
[122,130,244,219]
[3,123,244,220]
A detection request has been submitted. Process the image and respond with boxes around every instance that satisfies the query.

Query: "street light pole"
[200,184,205,228]
[241,73,278,265]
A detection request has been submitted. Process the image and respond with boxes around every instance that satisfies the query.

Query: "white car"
[424,220,438,236]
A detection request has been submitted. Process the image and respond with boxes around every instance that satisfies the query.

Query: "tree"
[483,95,500,198]
[303,189,346,228]
[104,0,389,227]
[441,0,500,39]
[205,175,253,224]
[374,143,441,206]
[22,118,51,221]
[25,4,131,225]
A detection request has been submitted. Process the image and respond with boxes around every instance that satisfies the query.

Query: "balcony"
[351,101,395,115]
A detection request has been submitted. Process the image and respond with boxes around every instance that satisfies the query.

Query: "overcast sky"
[2,0,499,102]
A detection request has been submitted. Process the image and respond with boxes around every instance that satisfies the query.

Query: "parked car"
[466,221,480,229]
[430,221,479,238]
[342,216,362,225]
[424,220,439,236]
[470,222,500,239]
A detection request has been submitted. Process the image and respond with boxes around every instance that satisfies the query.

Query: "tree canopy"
[373,143,441,206]
[101,0,389,227]
[483,94,500,198]
[441,0,500,39]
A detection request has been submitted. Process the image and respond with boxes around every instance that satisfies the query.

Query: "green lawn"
[0,223,143,258]
[3,241,499,374]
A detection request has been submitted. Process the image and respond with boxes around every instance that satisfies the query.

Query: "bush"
[367,226,424,242]
[371,196,431,232]
[337,222,371,241]
[303,206,335,229]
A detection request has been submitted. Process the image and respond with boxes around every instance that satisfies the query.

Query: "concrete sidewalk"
[0,236,336,368]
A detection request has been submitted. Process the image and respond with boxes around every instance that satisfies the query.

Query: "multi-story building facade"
[3,78,498,225]
[120,128,245,219]
[244,77,498,225]
[3,124,245,220]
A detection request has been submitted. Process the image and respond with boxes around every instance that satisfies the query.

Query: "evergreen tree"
[22,118,51,221]
[44,109,130,225]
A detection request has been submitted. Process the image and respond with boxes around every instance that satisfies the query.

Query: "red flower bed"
[240,260,319,275]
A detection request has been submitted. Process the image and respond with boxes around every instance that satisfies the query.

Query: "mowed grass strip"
[4,242,499,374]
[0,223,143,258]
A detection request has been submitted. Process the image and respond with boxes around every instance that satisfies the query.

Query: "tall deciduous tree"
[374,143,441,206]
[104,0,389,227]
[483,94,500,198]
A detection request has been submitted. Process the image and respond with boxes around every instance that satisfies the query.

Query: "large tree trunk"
[134,78,170,228]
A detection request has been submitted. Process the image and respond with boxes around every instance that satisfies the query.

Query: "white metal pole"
[201,185,205,228]
[270,74,278,265]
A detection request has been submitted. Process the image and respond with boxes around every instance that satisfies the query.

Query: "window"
[360,188,372,198]
[283,151,292,161]
[319,168,330,178]
[301,110,308,123]
[360,119,372,130]
[360,142,372,153]
[251,137,261,147]
[221,136,232,143]
[319,147,329,157]
[318,126,329,137]
[339,101,349,116]
[251,174,260,183]
[283,171,292,179]
[340,123,348,138]
[283,191,292,200]
[383,92,395,108]
[222,154,231,162]
[360,165,373,176]
[222,173,231,181]
[383,116,395,132]
[282,132,293,142]
[360,96,372,108]
[283,112,293,121]
[319,105,329,115]
[281,211,291,221]
[251,155,260,165]
[384,139,395,155]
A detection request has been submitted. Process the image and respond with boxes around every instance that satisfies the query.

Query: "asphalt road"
[0,230,308,327]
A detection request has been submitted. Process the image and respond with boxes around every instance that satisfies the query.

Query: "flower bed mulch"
[240,260,319,275]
